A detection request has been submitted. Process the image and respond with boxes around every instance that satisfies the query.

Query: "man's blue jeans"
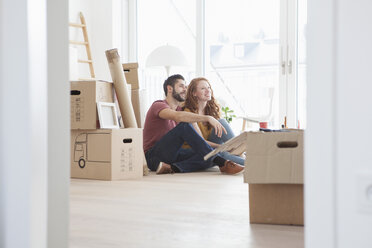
[208,119,245,165]
[145,122,216,173]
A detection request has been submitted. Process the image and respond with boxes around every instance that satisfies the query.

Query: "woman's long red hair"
[183,77,220,128]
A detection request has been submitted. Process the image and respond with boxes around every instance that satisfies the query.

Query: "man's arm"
[159,108,209,123]
[159,108,226,137]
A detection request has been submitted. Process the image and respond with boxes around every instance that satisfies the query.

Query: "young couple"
[143,74,244,175]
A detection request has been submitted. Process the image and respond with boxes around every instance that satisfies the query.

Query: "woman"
[183,77,244,165]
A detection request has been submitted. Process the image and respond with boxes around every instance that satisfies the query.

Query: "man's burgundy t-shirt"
[143,100,181,153]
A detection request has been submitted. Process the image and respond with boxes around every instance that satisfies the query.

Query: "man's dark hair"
[163,74,185,96]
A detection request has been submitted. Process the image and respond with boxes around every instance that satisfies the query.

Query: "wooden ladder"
[69,12,95,80]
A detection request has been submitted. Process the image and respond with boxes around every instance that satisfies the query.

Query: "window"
[205,0,280,130]
[297,0,307,128]
[138,0,196,108]
[136,0,306,129]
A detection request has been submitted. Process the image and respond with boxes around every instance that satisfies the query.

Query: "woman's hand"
[207,116,227,137]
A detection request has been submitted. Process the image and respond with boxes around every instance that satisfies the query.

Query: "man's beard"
[172,90,185,102]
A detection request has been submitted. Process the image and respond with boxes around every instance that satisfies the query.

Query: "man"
[143,74,244,175]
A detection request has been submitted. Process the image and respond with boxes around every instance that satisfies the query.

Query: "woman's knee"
[178,122,194,131]
[218,118,229,127]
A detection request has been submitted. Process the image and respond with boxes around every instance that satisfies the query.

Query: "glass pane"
[297,0,307,129]
[205,0,280,132]
[138,0,196,109]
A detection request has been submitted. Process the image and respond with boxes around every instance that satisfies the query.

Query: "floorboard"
[70,168,304,248]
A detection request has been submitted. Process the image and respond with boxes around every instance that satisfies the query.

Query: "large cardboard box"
[71,128,143,180]
[123,63,139,89]
[70,80,114,130]
[131,89,147,128]
[244,130,304,225]
[249,184,303,225]
[204,130,304,225]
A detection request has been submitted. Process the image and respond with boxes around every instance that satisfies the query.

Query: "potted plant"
[221,106,236,124]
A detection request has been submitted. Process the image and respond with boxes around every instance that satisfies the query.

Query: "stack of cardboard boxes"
[243,130,304,225]
[70,80,143,180]
[123,63,147,128]
[205,129,304,226]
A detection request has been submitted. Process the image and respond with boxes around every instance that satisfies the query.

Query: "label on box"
[120,147,135,172]
[71,97,85,123]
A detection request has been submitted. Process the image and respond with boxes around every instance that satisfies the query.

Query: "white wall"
[69,0,129,81]
[306,0,372,247]
[306,0,336,246]
[0,0,48,247]
[0,0,69,247]
[336,0,372,247]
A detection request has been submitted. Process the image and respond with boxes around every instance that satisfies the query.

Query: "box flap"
[244,131,303,184]
[204,132,248,160]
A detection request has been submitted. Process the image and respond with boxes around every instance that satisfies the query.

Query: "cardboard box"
[115,84,132,128]
[204,130,304,225]
[249,184,303,225]
[122,63,139,89]
[70,80,114,130]
[244,130,304,225]
[243,130,304,184]
[70,128,143,180]
[131,89,147,128]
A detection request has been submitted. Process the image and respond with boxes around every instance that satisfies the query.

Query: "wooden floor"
[70,167,304,248]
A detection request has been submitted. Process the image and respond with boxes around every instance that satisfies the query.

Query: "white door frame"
[47,0,70,247]
[306,0,336,247]
[279,0,298,128]
[307,0,372,247]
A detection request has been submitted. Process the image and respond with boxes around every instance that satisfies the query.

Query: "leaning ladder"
[69,12,95,80]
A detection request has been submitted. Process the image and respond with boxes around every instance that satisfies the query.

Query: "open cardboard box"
[205,129,304,225]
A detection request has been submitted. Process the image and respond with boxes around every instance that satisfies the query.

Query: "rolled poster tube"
[105,49,137,128]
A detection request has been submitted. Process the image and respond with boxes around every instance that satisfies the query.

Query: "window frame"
[132,0,302,128]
